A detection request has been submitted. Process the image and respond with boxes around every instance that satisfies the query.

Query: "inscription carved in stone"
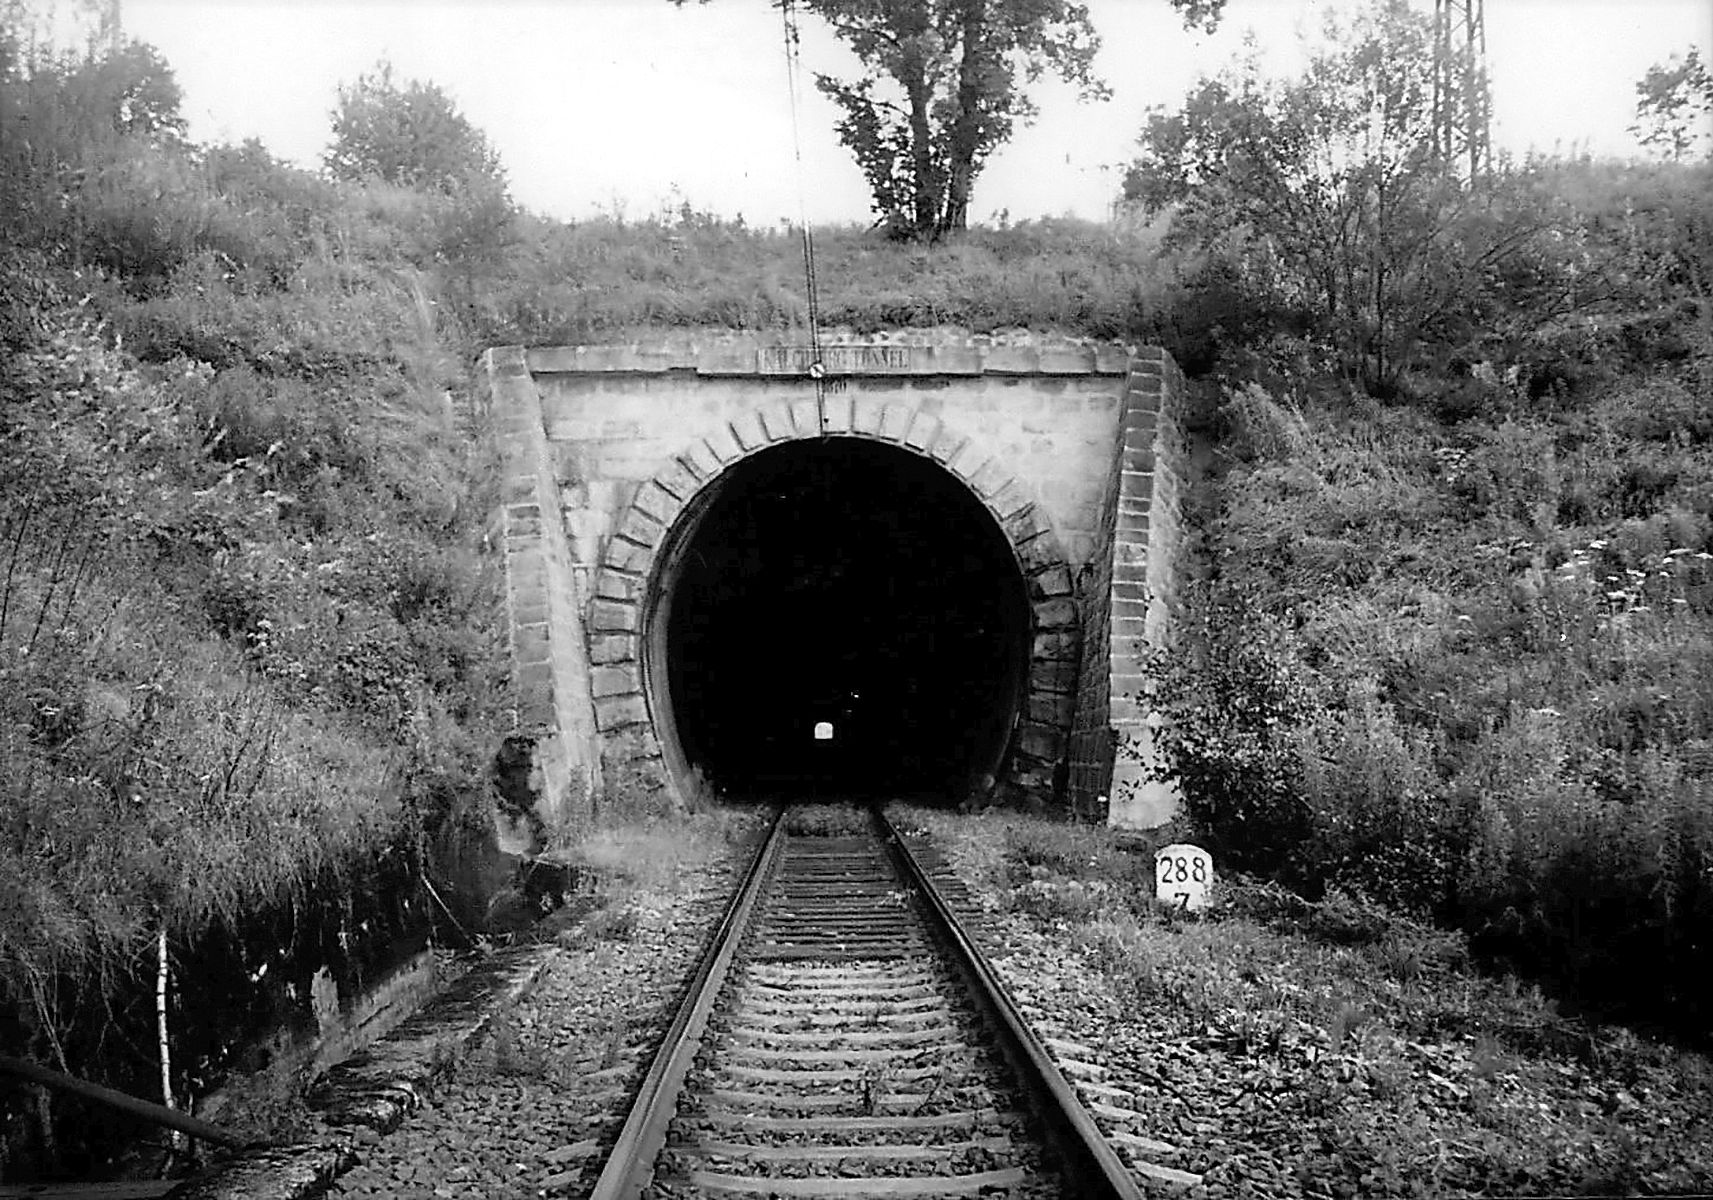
[757,345,912,374]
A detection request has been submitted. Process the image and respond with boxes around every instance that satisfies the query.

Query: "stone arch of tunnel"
[588,420,1081,807]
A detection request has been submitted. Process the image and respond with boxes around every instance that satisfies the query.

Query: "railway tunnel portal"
[485,331,1188,850]
[649,436,1034,802]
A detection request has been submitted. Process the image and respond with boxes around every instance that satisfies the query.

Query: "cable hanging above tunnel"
[779,0,828,434]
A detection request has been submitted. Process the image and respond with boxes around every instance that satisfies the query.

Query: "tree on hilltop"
[673,0,1227,242]
[326,60,506,194]
[1632,46,1713,162]
[326,60,515,265]
[1122,0,1543,396]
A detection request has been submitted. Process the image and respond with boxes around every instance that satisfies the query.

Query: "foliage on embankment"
[1142,154,1713,1031]
[906,804,1713,1197]
[1,29,512,1171]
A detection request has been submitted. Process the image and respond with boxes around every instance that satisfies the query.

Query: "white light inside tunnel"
[644,437,1032,804]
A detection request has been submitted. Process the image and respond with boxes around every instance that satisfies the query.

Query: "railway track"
[585,805,1150,1200]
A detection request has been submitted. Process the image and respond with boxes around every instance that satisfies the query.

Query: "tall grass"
[1153,352,1713,1029]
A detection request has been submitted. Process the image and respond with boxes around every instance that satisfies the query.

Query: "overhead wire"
[778,0,828,434]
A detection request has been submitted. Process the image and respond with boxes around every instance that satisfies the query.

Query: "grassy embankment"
[1147,156,1713,1034]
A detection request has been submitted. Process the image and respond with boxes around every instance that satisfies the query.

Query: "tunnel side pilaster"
[1067,348,1191,829]
[484,346,602,850]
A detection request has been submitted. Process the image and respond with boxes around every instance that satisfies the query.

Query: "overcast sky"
[114,0,1713,227]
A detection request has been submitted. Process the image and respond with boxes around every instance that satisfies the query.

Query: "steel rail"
[585,804,788,1200]
[875,806,1148,1200]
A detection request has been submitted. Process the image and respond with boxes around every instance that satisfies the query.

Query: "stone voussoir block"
[1032,595,1078,630]
[1031,561,1075,599]
[902,411,941,453]
[615,506,665,549]
[589,599,640,634]
[948,440,991,483]
[968,459,1009,501]
[789,398,821,437]
[595,693,649,731]
[594,571,641,604]
[602,535,652,576]
[704,424,745,465]
[1032,628,1079,660]
[679,441,722,482]
[588,634,636,666]
[633,480,684,528]
[758,405,794,443]
[1029,657,1080,691]
[729,412,767,453]
[1030,691,1078,725]
[656,460,701,502]
[590,665,639,699]
[852,394,887,436]
[1002,503,1044,546]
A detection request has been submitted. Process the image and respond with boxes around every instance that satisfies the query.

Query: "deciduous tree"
[1123,0,1550,396]
[326,60,505,194]
[1632,47,1713,162]
[676,0,1225,241]
[325,61,515,265]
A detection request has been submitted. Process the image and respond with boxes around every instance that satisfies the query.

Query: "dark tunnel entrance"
[645,437,1033,803]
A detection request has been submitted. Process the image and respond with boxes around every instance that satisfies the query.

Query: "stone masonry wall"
[485,329,1188,828]
[1066,348,1190,828]
[520,329,1129,813]
[485,347,600,851]
[1067,395,1124,820]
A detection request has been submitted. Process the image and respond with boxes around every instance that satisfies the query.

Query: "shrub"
[1145,582,1325,875]
[1292,704,1457,913]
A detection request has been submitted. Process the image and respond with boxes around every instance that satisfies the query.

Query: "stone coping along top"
[522,328,1144,378]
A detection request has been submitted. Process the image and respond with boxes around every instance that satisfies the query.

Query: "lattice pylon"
[1432,0,1491,179]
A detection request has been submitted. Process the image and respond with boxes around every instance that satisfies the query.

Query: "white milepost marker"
[1154,843,1214,912]
[814,721,834,741]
